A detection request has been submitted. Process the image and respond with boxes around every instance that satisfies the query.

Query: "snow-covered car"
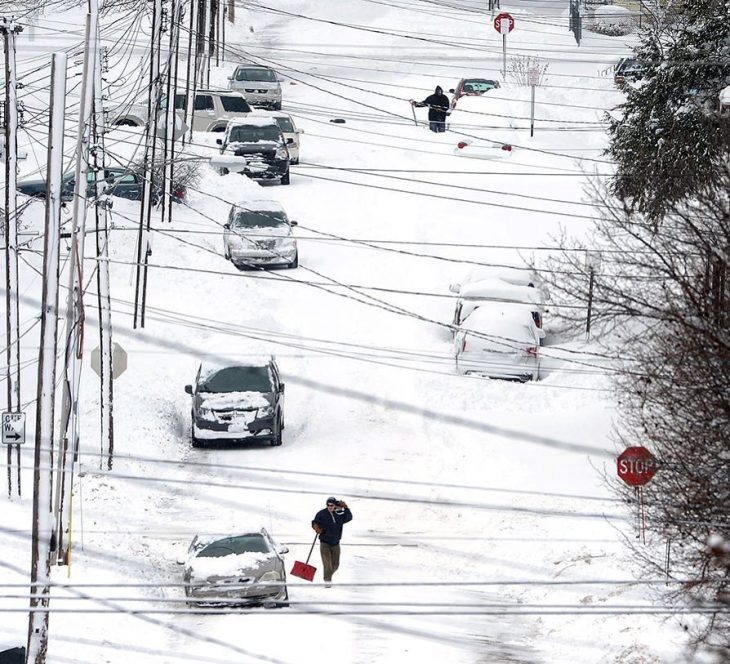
[185,357,285,447]
[251,111,303,164]
[181,529,289,608]
[449,276,548,331]
[228,65,282,110]
[212,117,291,184]
[613,57,645,86]
[223,199,298,269]
[454,303,545,382]
[172,89,252,132]
[453,138,513,160]
[449,77,501,109]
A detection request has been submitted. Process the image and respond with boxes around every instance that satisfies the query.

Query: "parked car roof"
[458,277,546,307]
[227,116,281,128]
[233,199,286,213]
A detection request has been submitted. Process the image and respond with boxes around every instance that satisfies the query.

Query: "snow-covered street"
[1,1,690,662]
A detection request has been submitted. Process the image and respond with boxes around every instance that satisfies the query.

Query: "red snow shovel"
[290,533,318,581]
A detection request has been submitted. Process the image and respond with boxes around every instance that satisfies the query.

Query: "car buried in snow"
[449,77,501,109]
[454,303,545,382]
[223,199,299,269]
[185,357,285,447]
[180,528,289,608]
[449,275,549,332]
[212,117,291,185]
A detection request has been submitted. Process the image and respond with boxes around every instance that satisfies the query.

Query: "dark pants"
[320,542,341,582]
[429,120,446,133]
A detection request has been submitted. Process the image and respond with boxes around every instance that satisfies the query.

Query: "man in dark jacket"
[411,86,450,132]
[312,497,353,586]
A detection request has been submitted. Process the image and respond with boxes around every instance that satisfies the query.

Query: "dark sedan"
[185,357,285,447]
[17,168,185,203]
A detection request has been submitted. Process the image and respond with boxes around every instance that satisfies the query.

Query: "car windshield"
[227,124,281,143]
[197,534,270,558]
[220,96,251,113]
[463,79,498,93]
[232,209,287,228]
[275,117,295,132]
[235,68,277,83]
[199,366,273,393]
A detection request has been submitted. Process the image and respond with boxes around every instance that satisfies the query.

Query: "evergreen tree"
[607,0,730,221]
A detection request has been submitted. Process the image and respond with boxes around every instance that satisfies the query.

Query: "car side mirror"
[185,384,193,395]
[298,129,304,134]
[448,88,455,93]
[277,545,289,555]
[216,138,222,145]
[448,283,461,294]
[290,221,298,227]
[286,138,294,144]
[176,557,187,565]
[223,223,230,230]
[227,75,233,80]
[279,382,285,393]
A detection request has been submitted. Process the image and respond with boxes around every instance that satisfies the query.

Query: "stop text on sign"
[617,446,657,486]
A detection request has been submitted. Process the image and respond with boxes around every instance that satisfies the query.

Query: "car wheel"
[291,158,299,165]
[191,423,203,448]
[224,246,231,260]
[288,252,298,269]
[274,102,282,111]
[271,414,283,446]
[280,170,290,186]
[276,588,289,608]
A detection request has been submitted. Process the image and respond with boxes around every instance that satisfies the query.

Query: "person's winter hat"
[435,86,443,94]
[326,496,338,505]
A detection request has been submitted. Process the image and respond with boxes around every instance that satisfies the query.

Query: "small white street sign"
[2,412,26,445]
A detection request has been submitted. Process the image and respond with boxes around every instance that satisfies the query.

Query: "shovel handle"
[305,532,319,564]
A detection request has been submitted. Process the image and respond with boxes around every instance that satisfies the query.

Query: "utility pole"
[55,4,97,564]
[134,0,163,329]
[27,51,66,664]
[2,18,23,499]
[183,0,197,145]
[93,35,114,470]
[161,0,179,226]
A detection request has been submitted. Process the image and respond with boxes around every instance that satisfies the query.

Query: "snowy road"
[0,1,685,663]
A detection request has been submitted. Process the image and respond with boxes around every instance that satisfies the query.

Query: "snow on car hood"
[199,390,270,410]
[189,551,273,578]
[230,225,292,238]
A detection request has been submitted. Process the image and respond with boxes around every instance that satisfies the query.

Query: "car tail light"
[172,185,186,200]
[461,338,467,352]
[501,144,512,152]
[614,75,625,85]
[525,346,538,357]
[457,141,467,149]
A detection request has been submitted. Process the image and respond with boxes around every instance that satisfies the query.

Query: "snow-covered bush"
[507,55,549,87]
[584,5,634,36]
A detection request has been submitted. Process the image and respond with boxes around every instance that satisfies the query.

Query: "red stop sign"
[494,12,515,34]
[617,447,657,486]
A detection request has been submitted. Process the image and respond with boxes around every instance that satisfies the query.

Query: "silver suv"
[228,65,282,110]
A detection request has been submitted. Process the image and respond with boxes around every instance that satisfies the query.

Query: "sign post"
[617,446,657,543]
[528,67,538,137]
[493,12,514,80]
